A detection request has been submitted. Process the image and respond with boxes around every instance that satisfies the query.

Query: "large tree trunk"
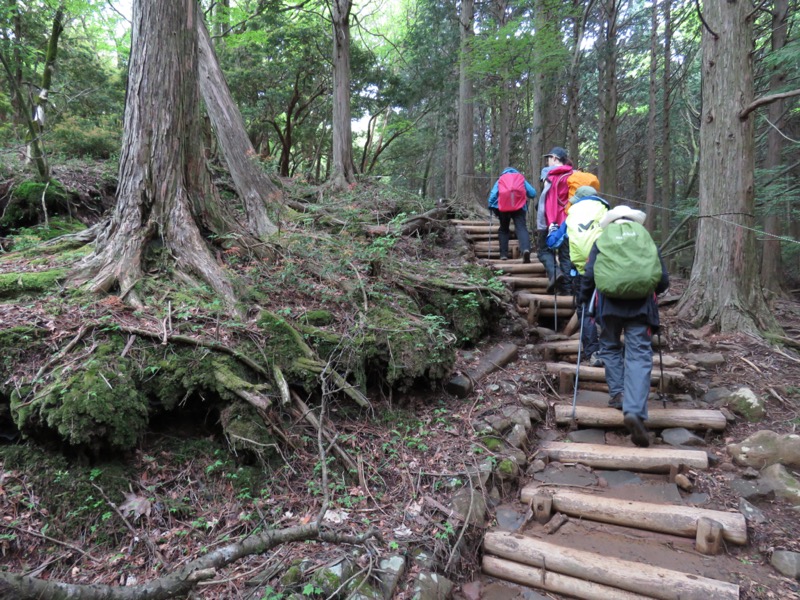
[597,0,619,198]
[70,0,237,308]
[759,0,789,294]
[566,0,592,164]
[331,0,356,188]
[456,0,480,210]
[197,16,279,238]
[676,0,777,334]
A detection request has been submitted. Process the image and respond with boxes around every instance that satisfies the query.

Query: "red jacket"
[544,164,573,226]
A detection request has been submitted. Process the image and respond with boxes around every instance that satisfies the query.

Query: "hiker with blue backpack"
[578,205,669,448]
[488,168,537,263]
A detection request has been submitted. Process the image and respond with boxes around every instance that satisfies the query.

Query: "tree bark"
[69,0,238,308]
[645,0,658,234]
[759,0,789,293]
[660,0,672,241]
[676,0,778,334]
[197,16,279,238]
[456,0,480,210]
[331,0,356,187]
[597,0,619,198]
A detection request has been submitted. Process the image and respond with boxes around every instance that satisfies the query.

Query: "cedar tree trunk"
[676,0,777,334]
[70,0,237,307]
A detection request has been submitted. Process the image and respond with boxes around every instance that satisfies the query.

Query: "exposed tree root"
[0,523,382,600]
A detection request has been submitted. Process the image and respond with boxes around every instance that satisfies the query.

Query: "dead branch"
[0,523,382,600]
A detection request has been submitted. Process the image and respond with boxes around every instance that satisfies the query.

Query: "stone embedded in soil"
[729,387,767,422]
[495,504,526,532]
[703,387,733,405]
[684,352,726,368]
[566,428,606,445]
[379,555,406,598]
[759,463,800,502]
[739,498,767,524]
[594,469,642,487]
[771,550,800,580]
[730,478,776,501]
[728,430,800,469]
[534,464,598,487]
[411,571,454,600]
[661,427,706,447]
[451,487,487,526]
[684,492,710,505]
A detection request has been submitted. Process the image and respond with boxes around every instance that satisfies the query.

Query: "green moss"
[12,340,149,453]
[219,401,276,460]
[280,564,305,586]
[497,458,517,476]
[2,180,69,229]
[481,436,504,452]
[302,310,334,326]
[355,296,456,391]
[0,268,67,298]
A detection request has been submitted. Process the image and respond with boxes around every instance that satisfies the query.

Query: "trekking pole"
[552,257,559,331]
[571,302,586,421]
[488,210,493,261]
[657,329,667,408]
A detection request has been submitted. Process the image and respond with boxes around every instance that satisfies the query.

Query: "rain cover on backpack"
[497,172,528,212]
[594,221,662,299]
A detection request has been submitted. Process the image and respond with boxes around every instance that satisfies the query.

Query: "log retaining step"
[518,487,747,545]
[538,441,709,472]
[483,532,739,600]
[553,405,727,430]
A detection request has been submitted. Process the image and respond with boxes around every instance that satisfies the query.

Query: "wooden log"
[531,490,552,524]
[498,275,552,290]
[518,488,747,545]
[490,263,546,274]
[457,225,500,233]
[483,533,740,600]
[451,219,491,225]
[553,405,728,431]
[445,342,518,397]
[563,311,580,335]
[696,517,725,554]
[537,307,574,318]
[518,292,576,308]
[474,240,519,250]
[538,441,709,472]
[527,299,539,326]
[483,555,652,600]
[545,362,687,389]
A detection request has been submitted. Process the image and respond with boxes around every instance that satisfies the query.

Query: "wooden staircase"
[454,218,742,599]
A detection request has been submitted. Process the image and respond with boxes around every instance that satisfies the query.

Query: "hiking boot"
[500,254,509,260]
[589,352,604,367]
[624,413,650,448]
[545,272,562,293]
[522,250,531,264]
[607,393,622,410]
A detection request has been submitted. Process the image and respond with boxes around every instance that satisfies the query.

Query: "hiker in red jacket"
[537,147,574,292]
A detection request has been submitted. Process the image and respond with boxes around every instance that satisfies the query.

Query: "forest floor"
[1,166,800,598]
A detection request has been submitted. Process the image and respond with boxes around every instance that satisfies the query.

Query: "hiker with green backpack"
[578,205,669,448]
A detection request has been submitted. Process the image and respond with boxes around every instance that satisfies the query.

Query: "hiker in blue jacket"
[578,205,669,448]
[488,167,537,263]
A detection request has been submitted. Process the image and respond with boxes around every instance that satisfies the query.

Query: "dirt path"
[453,219,800,599]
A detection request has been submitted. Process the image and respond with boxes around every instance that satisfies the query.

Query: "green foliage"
[50,117,121,159]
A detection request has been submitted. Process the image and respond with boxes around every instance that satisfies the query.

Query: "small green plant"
[302,583,323,597]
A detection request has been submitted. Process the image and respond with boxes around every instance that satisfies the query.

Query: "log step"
[538,441,709,472]
[518,487,747,545]
[553,405,727,431]
[483,532,740,600]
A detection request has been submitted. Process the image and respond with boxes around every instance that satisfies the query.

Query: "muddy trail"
[452,218,800,600]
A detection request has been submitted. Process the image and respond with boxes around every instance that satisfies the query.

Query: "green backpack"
[594,221,662,299]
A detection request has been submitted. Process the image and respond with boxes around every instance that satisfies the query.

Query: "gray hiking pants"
[598,317,652,421]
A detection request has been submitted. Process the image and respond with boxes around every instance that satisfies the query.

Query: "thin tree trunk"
[456,0,479,210]
[660,0,672,241]
[597,0,619,198]
[645,0,658,234]
[331,0,355,187]
[566,0,593,164]
[197,16,279,238]
[760,0,788,293]
[676,0,777,334]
